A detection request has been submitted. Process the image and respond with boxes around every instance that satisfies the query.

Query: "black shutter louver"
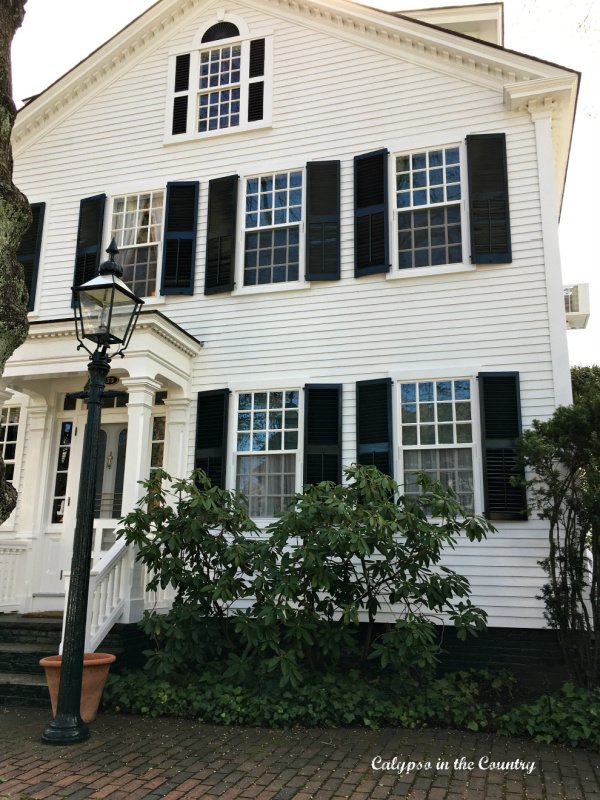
[17,202,45,311]
[205,175,238,295]
[306,161,340,281]
[304,385,343,486]
[195,389,229,489]
[161,182,198,295]
[354,149,389,277]
[247,39,265,122]
[172,97,188,136]
[174,54,190,92]
[478,372,527,520]
[356,378,393,477]
[467,133,512,263]
[73,194,106,298]
[172,54,190,135]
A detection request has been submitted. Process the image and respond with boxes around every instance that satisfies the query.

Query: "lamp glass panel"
[109,285,137,343]
[78,285,115,342]
[78,280,137,344]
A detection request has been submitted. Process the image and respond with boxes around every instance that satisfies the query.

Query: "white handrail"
[61,538,128,653]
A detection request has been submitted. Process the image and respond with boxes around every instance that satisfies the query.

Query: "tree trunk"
[0,0,31,522]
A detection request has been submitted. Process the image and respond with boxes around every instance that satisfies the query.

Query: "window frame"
[228,385,305,522]
[391,371,484,515]
[164,32,273,144]
[387,141,474,281]
[0,404,26,530]
[233,166,309,295]
[108,188,166,300]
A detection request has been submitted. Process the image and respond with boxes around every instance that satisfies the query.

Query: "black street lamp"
[42,239,144,745]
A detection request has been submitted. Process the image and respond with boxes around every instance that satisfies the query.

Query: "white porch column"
[162,398,191,479]
[120,377,161,510]
[119,376,161,623]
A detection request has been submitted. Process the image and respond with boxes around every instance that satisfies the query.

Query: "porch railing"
[143,562,176,611]
[0,541,29,611]
[61,538,128,653]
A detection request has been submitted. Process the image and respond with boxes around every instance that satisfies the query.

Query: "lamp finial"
[98,238,123,278]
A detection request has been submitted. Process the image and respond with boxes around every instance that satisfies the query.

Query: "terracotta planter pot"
[39,652,116,723]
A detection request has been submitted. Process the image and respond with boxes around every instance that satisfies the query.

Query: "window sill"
[232,281,311,297]
[386,263,475,281]
[164,120,272,146]
[141,296,166,307]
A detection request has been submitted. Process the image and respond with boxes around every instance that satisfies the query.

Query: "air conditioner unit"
[564,284,590,329]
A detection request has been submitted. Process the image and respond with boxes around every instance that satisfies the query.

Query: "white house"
[0,0,579,650]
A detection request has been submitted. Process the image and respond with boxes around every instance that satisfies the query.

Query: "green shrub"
[498,682,600,748]
[118,465,493,687]
[103,667,513,731]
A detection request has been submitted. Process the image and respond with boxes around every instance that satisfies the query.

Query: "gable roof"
[13,0,579,204]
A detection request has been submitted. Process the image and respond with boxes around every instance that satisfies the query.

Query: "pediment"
[13,0,578,197]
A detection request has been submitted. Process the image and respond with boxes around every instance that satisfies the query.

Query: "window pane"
[403,448,473,513]
[236,453,296,517]
[419,403,434,422]
[402,426,417,445]
[401,403,416,424]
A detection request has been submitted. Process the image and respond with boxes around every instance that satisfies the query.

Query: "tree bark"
[0,0,31,522]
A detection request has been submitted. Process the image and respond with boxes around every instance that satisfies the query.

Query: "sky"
[10,0,600,366]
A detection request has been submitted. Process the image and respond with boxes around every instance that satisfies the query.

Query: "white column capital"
[120,376,161,405]
[526,99,555,123]
[162,397,191,422]
[0,389,14,408]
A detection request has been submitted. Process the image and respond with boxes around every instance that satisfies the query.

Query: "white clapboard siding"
[11,0,570,627]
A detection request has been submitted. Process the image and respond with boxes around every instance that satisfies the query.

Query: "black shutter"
[304,384,343,485]
[356,378,393,477]
[478,372,527,520]
[161,182,198,295]
[172,54,190,135]
[466,133,511,263]
[305,161,340,281]
[174,54,190,92]
[73,194,106,292]
[172,97,188,136]
[354,149,389,277]
[17,202,45,311]
[205,175,238,294]
[195,389,229,489]
[247,39,265,122]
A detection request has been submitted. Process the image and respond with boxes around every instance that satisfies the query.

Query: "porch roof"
[2,311,203,397]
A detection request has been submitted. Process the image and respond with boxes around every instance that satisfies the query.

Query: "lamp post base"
[41,713,90,745]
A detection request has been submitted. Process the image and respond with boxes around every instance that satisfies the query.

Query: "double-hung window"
[243,171,303,286]
[169,21,269,141]
[110,191,164,297]
[235,389,300,517]
[399,379,474,511]
[395,145,463,270]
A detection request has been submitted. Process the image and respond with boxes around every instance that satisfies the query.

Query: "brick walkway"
[1,707,599,799]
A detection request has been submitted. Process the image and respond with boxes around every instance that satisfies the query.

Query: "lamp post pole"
[41,240,143,745]
[41,349,110,744]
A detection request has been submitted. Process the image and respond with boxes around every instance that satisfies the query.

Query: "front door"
[92,422,127,563]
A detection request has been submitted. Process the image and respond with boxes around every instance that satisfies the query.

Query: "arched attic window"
[201,22,240,42]
[169,18,269,138]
